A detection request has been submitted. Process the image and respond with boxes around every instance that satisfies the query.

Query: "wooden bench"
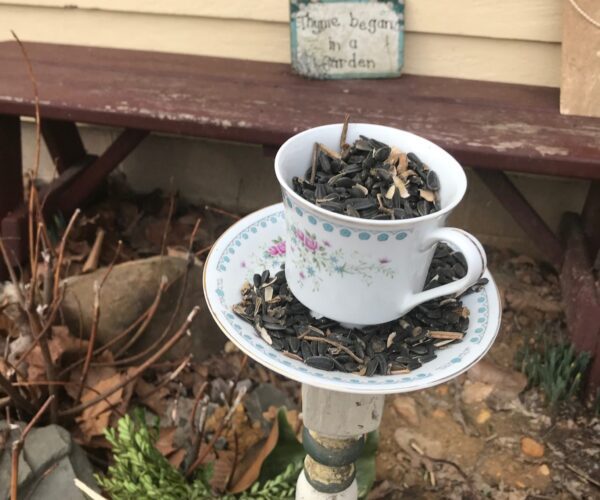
[0,41,599,387]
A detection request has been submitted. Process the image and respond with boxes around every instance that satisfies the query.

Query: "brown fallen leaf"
[155,427,178,457]
[211,450,236,493]
[135,377,170,415]
[76,372,126,442]
[28,326,88,383]
[67,351,116,400]
[168,448,186,469]
[110,367,137,427]
[229,418,279,494]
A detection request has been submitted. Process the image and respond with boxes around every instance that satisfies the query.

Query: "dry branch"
[59,306,201,418]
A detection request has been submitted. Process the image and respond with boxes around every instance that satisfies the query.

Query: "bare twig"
[75,281,100,402]
[14,288,63,369]
[186,386,247,477]
[107,220,201,367]
[566,463,600,489]
[76,243,122,401]
[52,209,81,302]
[113,276,168,358]
[0,371,36,415]
[137,355,192,402]
[10,395,54,500]
[11,32,41,273]
[160,191,176,257]
[204,205,240,221]
[73,479,108,500]
[59,306,200,418]
[57,284,161,377]
[82,228,105,273]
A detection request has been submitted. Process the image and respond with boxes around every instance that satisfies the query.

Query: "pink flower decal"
[379,257,390,264]
[266,239,286,257]
[295,228,305,242]
[304,236,318,252]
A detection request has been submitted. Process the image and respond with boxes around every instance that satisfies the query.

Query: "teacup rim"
[274,123,467,227]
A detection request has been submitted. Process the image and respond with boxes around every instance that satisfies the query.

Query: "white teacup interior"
[275,123,467,220]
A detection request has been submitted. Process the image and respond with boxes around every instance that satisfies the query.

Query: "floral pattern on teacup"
[289,224,395,291]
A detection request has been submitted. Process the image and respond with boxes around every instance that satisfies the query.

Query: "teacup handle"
[399,228,487,315]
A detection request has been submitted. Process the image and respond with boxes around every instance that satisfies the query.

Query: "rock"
[0,424,32,500]
[61,256,225,361]
[462,381,493,404]
[394,428,444,460]
[466,360,527,405]
[538,464,550,476]
[244,383,294,425]
[520,436,545,458]
[431,409,448,419]
[23,425,72,472]
[476,408,492,425]
[392,396,419,426]
[0,422,99,500]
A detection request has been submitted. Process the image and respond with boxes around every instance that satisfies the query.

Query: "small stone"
[431,409,448,419]
[476,408,492,425]
[467,359,527,404]
[521,436,545,458]
[515,480,527,489]
[23,425,72,472]
[224,341,238,353]
[392,396,419,426]
[538,464,550,476]
[462,381,493,404]
[435,385,449,396]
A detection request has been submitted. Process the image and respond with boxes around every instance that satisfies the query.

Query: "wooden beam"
[41,118,87,173]
[52,128,148,215]
[475,169,564,267]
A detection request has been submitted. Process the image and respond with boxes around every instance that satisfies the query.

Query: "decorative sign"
[290,0,405,79]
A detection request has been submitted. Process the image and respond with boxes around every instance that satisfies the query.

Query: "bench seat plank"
[0,41,599,180]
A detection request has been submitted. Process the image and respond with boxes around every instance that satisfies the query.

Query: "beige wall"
[4,0,590,258]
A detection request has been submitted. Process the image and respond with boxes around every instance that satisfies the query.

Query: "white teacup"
[274,123,486,326]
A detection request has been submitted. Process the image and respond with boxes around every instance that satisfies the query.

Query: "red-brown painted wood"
[560,213,600,392]
[476,170,564,267]
[0,114,24,279]
[41,118,87,173]
[0,41,599,180]
[582,181,600,258]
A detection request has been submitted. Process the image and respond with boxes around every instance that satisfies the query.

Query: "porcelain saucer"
[203,204,501,394]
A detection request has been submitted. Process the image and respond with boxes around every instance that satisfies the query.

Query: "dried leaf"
[135,377,170,415]
[28,326,88,382]
[76,372,124,441]
[211,450,236,493]
[155,427,177,456]
[228,417,279,493]
[167,448,186,469]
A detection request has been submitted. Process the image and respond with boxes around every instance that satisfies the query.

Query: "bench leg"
[41,118,87,173]
[475,169,563,267]
[0,115,24,279]
[560,212,600,393]
[582,181,600,261]
[47,128,148,215]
